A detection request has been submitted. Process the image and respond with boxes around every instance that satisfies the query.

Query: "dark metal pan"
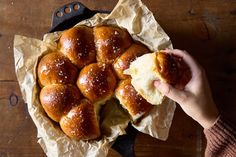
[49,1,109,32]
[49,2,138,157]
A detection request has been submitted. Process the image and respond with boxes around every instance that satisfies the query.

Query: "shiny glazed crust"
[59,26,97,68]
[156,52,192,86]
[37,52,78,87]
[115,79,153,120]
[60,99,100,140]
[77,63,117,103]
[40,84,81,122]
[94,25,133,64]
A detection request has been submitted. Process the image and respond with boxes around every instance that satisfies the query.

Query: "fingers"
[154,80,187,104]
[162,49,201,78]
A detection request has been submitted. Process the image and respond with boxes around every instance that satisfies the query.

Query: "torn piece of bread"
[125,51,191,105]
[124,52,164,105]
[155,52,191,86]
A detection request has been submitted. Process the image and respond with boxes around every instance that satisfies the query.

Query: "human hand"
[154,49,219,129]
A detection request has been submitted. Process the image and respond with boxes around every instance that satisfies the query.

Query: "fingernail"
[154,80,161,87]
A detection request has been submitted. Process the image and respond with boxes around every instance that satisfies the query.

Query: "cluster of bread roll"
[37,25,155,140]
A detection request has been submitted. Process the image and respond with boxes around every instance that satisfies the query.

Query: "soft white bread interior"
[124,52,164,105]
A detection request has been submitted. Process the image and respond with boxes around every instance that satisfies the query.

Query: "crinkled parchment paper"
[13,0,176,156]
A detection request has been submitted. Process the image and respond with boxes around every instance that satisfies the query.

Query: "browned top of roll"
[115,79,152,119]
[94,25,133,64]
[156,52,192,87]
[113,43,150,79]
[59,99,100,140]
[77,63,117,103]
[37,52,78,87]
[40,84,82,122]
[59,26,96,68]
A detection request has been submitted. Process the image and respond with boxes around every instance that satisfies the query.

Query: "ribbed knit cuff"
[204,116,236,157]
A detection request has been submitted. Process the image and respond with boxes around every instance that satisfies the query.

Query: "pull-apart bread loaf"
[37,25,154,140]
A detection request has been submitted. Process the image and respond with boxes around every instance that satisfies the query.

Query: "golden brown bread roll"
[156,51,191,87]
[60,99,100,140]
[115,79,152,121]
[37,52,78,87]
[77,63,117,104]
[113,43,150,79]
[59,26,96,68]
[94,26,133,64]
[40,84,81,122]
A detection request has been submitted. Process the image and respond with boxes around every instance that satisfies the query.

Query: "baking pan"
[49,2,138,157]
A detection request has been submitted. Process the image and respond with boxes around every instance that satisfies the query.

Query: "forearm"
[204,115,236,157]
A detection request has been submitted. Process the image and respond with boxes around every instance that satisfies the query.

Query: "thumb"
[154,80,187,104]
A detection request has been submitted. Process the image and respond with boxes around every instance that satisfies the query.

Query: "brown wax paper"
[13,0,176,156]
